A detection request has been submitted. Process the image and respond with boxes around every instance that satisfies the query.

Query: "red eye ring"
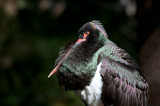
[85,31,89,35]
[83,31,90,38]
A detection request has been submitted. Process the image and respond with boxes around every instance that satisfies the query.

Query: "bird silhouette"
[48,20,149,106]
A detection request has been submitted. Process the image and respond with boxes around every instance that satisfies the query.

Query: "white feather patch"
[75,62,104,106]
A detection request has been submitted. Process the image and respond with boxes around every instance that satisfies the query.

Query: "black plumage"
[48,20,149,106]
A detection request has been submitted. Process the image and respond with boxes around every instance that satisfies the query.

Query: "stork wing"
[100,59,149,106]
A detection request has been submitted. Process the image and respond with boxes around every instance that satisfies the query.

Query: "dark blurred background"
[0,0,160,106]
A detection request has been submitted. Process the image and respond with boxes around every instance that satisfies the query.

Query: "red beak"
[48,38,86,78]
[48,48,72,78]
[76,39,86,43]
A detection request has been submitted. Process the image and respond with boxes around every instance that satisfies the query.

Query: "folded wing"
[100,59,149,106]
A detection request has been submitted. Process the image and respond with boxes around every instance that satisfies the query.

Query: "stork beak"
[48,36,86,78]
[48,48,72,78]
[48,63,61,78]
[76,39,86,42]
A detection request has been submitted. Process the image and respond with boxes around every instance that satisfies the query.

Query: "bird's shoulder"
[98,39,139,69]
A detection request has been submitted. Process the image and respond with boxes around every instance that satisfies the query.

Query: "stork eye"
[83,31,90,38]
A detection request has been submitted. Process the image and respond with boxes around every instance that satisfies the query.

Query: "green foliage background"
[0,0,137,105]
